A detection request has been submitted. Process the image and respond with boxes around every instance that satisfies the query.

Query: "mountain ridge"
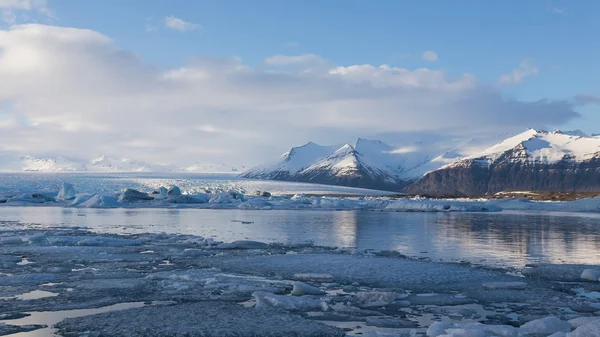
[243,130,600,194]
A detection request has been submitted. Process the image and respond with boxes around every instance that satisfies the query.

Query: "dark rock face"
[407,152,600,195]
[291,164,407,192]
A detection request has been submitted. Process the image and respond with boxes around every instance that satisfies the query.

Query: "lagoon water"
[2,206,600,269]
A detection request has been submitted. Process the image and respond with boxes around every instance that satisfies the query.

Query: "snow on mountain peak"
[453,129,600,167]
[90,155,154,172]
[20,156,86,172]
[334,143,356,154]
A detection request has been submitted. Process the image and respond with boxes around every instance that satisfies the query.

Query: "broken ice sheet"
[0,227,599,336]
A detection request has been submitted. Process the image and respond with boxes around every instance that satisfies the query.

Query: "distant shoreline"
[297,191,600,202]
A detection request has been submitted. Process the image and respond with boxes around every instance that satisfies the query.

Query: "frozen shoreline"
[2,182,600,213]
[1,227,600,336]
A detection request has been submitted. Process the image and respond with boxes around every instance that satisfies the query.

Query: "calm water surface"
[1,207,600,268]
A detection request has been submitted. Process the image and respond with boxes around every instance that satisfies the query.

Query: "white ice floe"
[580,269,600,282]
[427,322,518,337]
[568,316,600,328]
[118,188,153,202]
[291,281,325,296]
[77,194,121,208]
[567,318,600,336]
[56,182,76,201]
[167,186,182,196]
[2,227,599,337]
[354,291,405,308]
[252,291,327,311]
[385,198,500,212]
[519,316,571,335]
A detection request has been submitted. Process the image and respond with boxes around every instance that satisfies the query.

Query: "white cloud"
[498,60,539,84]
[0,0,53,23]
[0,0,34,10]
[0,24,580,166]
[548,5,565,14]
[164,16,199,32]
[422,50,438,62]
[263,54,326,66]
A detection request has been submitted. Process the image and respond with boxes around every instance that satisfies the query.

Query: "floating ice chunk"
[70,193,94,206]
[215,240,269,249]
[253,291,327,311]
[442,328,487,337]
[118,188,153,202]
[167,186,182,196]
[291,281,325,296]
[293,273,334,282]
[567,319,600,336]
[76,237,141,247]
[166,194,207,204]
[209,194,235,204]
[228,190,245,201]
[151,187,168,199]
[568,317,600,328]
[55,302,345,337]
[385,198,500,212]
[238,198,271,209]
[427,322,518,337]
[8,193,51,203]
[0,324,47,336]
[428,322,453,336]
[76,194,120,208]
[483,281,527,290]
[519,316,571,335]
[56,182,76,201]
[291,194,310,203]
[354,291,404,308]
[580,269,600,281]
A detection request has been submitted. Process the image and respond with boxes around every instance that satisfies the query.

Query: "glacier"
[2,181,600,213]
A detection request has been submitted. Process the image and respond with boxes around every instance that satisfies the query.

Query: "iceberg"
[56,183,76,201]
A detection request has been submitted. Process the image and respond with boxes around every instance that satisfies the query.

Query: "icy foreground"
[2,182,600,213]
[2,228,600,336]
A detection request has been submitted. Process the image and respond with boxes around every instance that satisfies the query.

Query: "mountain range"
[1,155,243,173]
[242,129,600,194]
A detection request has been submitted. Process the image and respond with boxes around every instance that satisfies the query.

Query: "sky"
[0,0,598,167]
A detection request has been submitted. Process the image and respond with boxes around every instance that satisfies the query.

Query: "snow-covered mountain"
[244,130,600,194]
[241,142,341,180]
[20,156,87,172]
[0,154,247,173]
[0,155,172,173]
[89,155,158,172]
[408,129,600,195]
[241,138,451,191]
[184,163,246,173]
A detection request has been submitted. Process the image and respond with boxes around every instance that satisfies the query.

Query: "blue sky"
[50,0,598,95]
[0,0,598,165]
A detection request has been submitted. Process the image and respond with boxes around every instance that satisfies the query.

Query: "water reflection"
[1,207,600,268]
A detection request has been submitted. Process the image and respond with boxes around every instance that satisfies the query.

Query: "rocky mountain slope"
[407,129,600,195]
[243,130,600,194]
[241,139,442,191]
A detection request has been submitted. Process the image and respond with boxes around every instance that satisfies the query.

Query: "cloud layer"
[0,24,581,166]
[164,16,199,32]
